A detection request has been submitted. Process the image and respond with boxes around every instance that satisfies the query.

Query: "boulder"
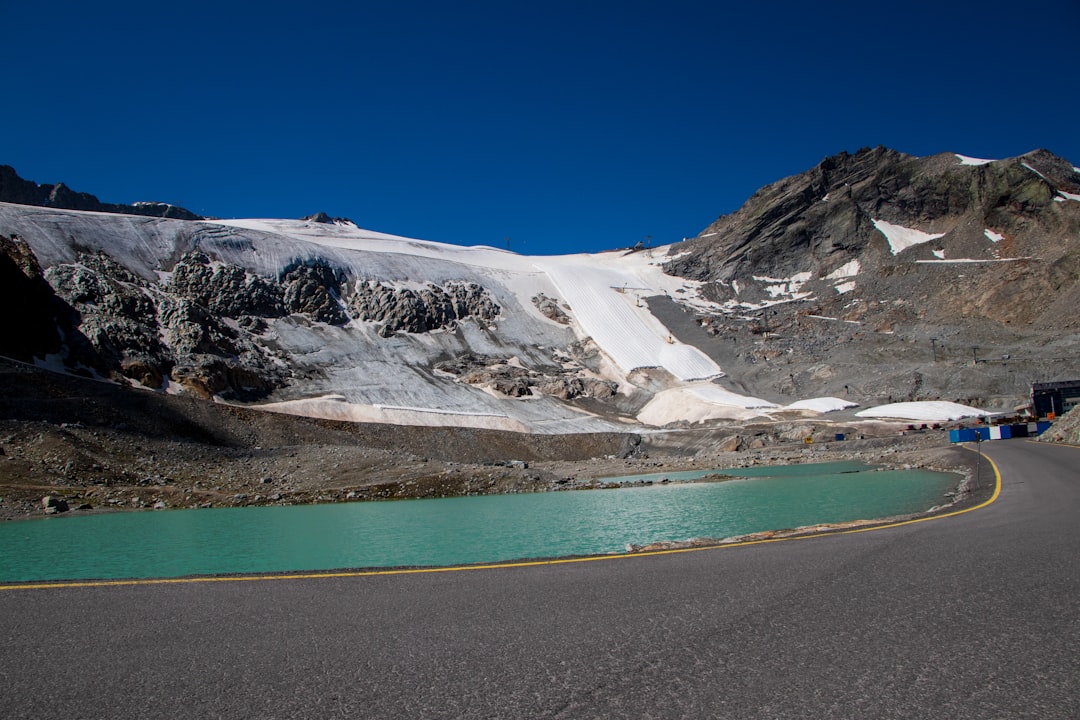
[41,495,69,514]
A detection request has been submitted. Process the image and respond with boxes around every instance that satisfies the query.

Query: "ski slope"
[535,255,723,381]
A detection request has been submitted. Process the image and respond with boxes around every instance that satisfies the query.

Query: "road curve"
[1,440,1077,719]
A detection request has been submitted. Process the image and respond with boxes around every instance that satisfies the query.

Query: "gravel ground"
[0,358,979,520]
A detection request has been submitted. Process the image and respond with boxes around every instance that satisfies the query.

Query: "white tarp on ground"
[534,256,724,381]
[855,401,990,422]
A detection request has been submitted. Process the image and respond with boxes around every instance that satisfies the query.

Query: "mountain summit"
[659,147,1080,408]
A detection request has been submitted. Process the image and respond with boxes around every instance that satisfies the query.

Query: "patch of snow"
[932,249,945,259]
[254,396,531,431]
[984,228,1004,243]
[834,281,856,295]
[1022,162,1048,181]
[825,259,860,280]
[688,385,778,409]
[753,271,812,301]
[956,154,996,166]
[872,219,946,255]
[1059,191,1080,202]
[915,258,1032,264]
[784,397,858,413]
[1055,197,1065,203]
[806,315,861,325]
[854,401,990,422]
[33,353,68,374]
[636,386,775,426]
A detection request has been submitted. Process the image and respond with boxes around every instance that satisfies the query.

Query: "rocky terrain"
[0,357,979,520]
[663,147,1080,407]
[1038,405,1080,445]
[0,164,201,220]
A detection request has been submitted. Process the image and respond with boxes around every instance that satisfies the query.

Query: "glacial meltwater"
[0,461,959,583]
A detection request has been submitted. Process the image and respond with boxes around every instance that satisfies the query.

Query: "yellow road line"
[0,451,1003,592]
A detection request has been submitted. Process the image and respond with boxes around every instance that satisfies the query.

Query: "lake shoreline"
[2,429,983,524]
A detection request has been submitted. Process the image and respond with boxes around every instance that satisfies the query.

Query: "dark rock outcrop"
[665,147,1080,333]
[666,147,1080,290]
[0,165,202,220]
[280,259,351,325]
[0,235,70,362]
[350,281,500,335]
[301,212,356,225]
[169,251,285,318]
[45,254,170,383]
[531,293,571,324]
[434,353,617,399]
[40,250,288,398]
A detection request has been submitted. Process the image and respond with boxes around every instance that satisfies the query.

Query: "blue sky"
[3,1,1078,255]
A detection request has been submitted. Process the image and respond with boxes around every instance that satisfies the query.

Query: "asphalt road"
[1,440,1078,719]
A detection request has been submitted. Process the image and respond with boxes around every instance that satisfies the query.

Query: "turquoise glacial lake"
[0,461,959,583]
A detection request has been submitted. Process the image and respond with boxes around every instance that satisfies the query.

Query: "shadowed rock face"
[0,235,68,362]
[0,165,202,220]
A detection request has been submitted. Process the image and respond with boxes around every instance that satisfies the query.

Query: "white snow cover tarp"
[785,397,858,413]
[688,385,777,409]
[534,256,723,381]
[637,386,775,426]
[854,401,989,422]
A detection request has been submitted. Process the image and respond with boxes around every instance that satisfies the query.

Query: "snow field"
[535,256,723,382]
[872,219,946,255]
[955,154,996,166]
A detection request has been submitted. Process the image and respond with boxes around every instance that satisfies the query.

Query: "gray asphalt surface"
[2,440,1078,719]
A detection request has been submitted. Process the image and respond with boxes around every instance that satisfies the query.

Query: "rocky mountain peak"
[0,165,202,220]
[654,147,1080,410]
[301,211,356,226]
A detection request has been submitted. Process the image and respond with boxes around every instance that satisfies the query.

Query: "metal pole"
[975,437,981,490]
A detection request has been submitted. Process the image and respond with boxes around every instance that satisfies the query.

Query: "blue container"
[834,433,845,441]
[975,427,991,440]
[1010,424,1029,438]
[1036,421,1052,435]
[950,428,978,443]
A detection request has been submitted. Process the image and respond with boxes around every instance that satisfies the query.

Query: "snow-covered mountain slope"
[0,202,768,433]
[5,147,1077,432]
